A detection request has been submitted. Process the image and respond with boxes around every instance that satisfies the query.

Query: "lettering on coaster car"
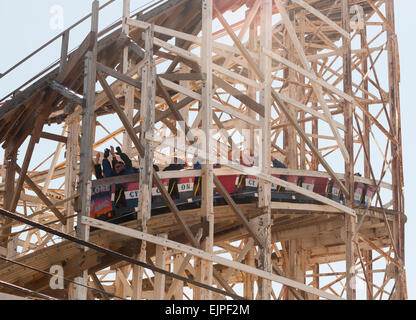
[90,172,378,224]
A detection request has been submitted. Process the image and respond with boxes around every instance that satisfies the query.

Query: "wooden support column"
[311,62,319,171]
[64,116,80,234]
[297,10,307,170]
[246,13,258,158]
[288,240,306,300]
[133,24,156,300]
[195,0,214,300]
[342,0,356,300]
[172,252,185,300]
[257,0,273,301]
[386,0,405,300]
[284,4,298,170]
[363,249,373,300]
[244,242,256,300]
[154,234,168,300]
[312,263,320,300]
[60,30,70,73]
[0,146,16,247]
[122,0,135,158]
[75,0,98,300]
[361,27,371,180]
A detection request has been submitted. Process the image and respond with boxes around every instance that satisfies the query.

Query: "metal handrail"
[0,0,117,81]
[0,0,163,103]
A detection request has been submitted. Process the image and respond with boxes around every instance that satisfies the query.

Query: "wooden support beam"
[196,0,214,300]
[97,69,199,250]
[257,0,273,300]
[154,234,167,299]
[212,1,350,200]
[133,22,155,300]
[75,0,99,300]
[213,75,264,117]
[56,31,95,83]
[213,175,266,248]
[137,24,155,224]
[15,166,66,225]
[274,0,350,163]
[82,217,343,300]
[291,0,350,38]
[91,273,110,300]
[10,134,38,213]
[96,62,142,89]
[342,0,356,301]
[59,30,70,73]
[64,116,80,233]
[40,131,68,144]
[0,208,243,300]
[383,0,405,299]
[0,146,16,244]
[48,80,84,106]
[159,73,206,82]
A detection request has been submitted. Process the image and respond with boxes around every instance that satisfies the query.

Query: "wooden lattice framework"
[0,0,407,300]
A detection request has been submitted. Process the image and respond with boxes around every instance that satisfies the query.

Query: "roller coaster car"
[89,170,378,225]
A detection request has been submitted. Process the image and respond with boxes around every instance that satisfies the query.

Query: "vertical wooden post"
[246,13,257,159]
[60,30,70,73]
[364,249,373,299]
[298,10,307,170]
[195,0,214,300]
[386,0,405,300]
[133,24,156,300]
[257,0,273,300]
[244,242,255,300]
[311,60,319,171]
[75,0,99,300]
[312,263,320,300]
[361,28,371,180]
[342,0,356,300]
[154,234,168,300]
[138,24,155,232]
[172,253,184,300]
[287,240,305,300]
[0,146,16,247]
[64,116,80,234]
[122,0,135,158]
[360,24,374,300]
[284,4,298,170]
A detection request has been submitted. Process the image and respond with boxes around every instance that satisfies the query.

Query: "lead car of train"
[90,170,377,225]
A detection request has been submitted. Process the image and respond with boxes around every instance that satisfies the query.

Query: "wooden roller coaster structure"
[0,0,406,300]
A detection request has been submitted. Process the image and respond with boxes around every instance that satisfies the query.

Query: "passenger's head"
[114,161,125,174]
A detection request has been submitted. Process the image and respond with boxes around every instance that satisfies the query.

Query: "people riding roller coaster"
[103,146,136,177]
[272,156,287,169]
[93,146,137,179]
[89,146,377,226]
[99,146,137,208]
[163,156,185,200]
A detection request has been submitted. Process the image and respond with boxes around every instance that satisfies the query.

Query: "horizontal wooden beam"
[48,80,84,106]
[91,173,140,188]
[97,62,142,89]
[159,73,206,82]
[40,131,68,144]
[82,216,343,300]
[0,208,242,300]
